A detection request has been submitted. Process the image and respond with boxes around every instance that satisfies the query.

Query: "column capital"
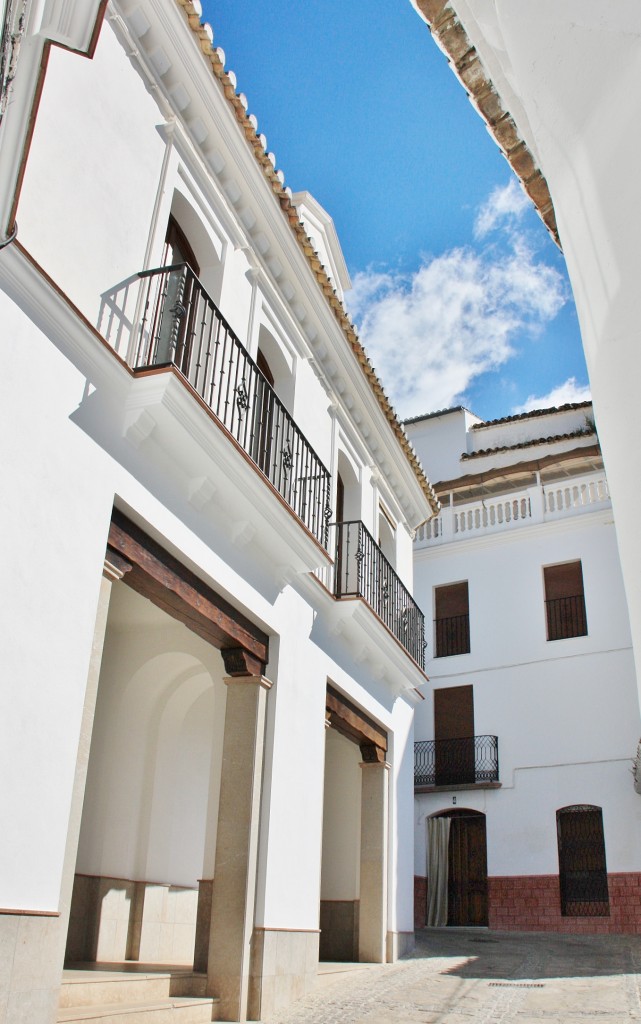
[359,741,388,766]
[221,646,266,678]
[102,553,131,582]
[223,674,273,691]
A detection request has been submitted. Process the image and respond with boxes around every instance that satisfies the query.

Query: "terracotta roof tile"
[470,402,593,430]
[462,427,595,460]
[412,0,560,247]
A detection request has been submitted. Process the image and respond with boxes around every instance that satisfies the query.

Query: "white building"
[0,2,438,1022]
[406,404,641,934]
[409,0,641,720]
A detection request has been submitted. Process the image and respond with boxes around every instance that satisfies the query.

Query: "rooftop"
[470,402,593,431]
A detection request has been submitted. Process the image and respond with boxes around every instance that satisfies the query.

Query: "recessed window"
[544,561,587,641]
[434,582,470,657]
[557,805,609,916]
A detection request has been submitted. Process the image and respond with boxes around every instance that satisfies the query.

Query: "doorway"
[428,809,488,927]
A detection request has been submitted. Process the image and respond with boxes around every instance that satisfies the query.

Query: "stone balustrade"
[416,473,610,547]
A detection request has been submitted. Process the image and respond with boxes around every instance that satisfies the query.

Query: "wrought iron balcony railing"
[414,735,499,787]
[333,520,425,668]
[131,264,331,547]
[434,613,470,657]
[545,594,587,641]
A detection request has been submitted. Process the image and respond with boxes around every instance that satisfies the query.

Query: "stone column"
[358,747,389,964]
[207,673,272,1022]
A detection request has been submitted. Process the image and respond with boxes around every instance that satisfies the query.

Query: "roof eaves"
[470,401,593,430]
[461,428,595,460]
[403,405,468,425]
[412,0,560,247]
[174,0,439,518]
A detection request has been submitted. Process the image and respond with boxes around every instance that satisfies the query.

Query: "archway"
[320,685,389,963]
[427,809,488,927]
[66,581,227,965]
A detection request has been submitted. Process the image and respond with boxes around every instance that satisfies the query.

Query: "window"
[433,684,475,785]
[544,561,587,640]
[557,805,609,916]
[434,582,470,657]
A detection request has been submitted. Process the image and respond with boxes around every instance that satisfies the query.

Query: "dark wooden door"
[434,685,475,785]
[156,217,201,370]
[448,812,488,926]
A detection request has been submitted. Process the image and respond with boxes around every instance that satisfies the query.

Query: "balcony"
[414,735,499,788]
[434,613,470,657]
[416,473,610,548]
[331,520,426,668]
[545,594,587,641]
[125,263,331,548]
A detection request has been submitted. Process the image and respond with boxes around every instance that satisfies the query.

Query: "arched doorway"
[427,809,488,927]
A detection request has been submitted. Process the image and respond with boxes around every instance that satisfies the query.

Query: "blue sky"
[201,0,589,422]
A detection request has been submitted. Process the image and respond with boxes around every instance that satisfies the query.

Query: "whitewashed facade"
[409,0,641,722]
[407,405,641,933]
[0,2,437,1022]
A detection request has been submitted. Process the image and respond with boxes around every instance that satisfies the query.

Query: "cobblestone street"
[264,929,641,1024]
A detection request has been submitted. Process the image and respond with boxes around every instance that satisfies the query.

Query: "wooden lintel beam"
[326,684,387,753]
[435,444,601,495]
[108,510,269,667]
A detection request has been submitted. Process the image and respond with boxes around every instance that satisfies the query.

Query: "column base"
[248,928,319,1021]
[0,910,63,1023]
[386,930,415,961]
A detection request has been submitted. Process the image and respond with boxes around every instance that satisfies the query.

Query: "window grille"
[544,561,587,640]
[557,805,609,916]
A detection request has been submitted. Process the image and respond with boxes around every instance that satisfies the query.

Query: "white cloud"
[474,179,530,239]
[512,377,591,415]
[347,244,567,419]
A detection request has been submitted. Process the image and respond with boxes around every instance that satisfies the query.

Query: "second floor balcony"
[331,520,426,668]
[414,735,499,789]
[416,473,610,548]
[122,263,331,550]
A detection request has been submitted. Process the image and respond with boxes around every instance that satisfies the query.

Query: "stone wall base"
[319,900,358,961]
[489,874,641,933]
[249,928,319,1021]
[415,873,641,934]
[66,873,198,963]
[0,911,63,1023]
[414,876,427,930]
[386,930,415,961]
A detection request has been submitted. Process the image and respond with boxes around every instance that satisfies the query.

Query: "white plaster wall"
[388,696,416,934]
[255,590,329,929]
[415,515,633,688]
[406,409,476,485]
[412,507,641,879]
[76,585,226,888]
[444,1,641,713]
[320,729,361,900]
[416,757,641,878]
[0,297,116,911]
[18,22,165,327]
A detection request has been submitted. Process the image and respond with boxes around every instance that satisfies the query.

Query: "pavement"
[265,928,641,1024]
